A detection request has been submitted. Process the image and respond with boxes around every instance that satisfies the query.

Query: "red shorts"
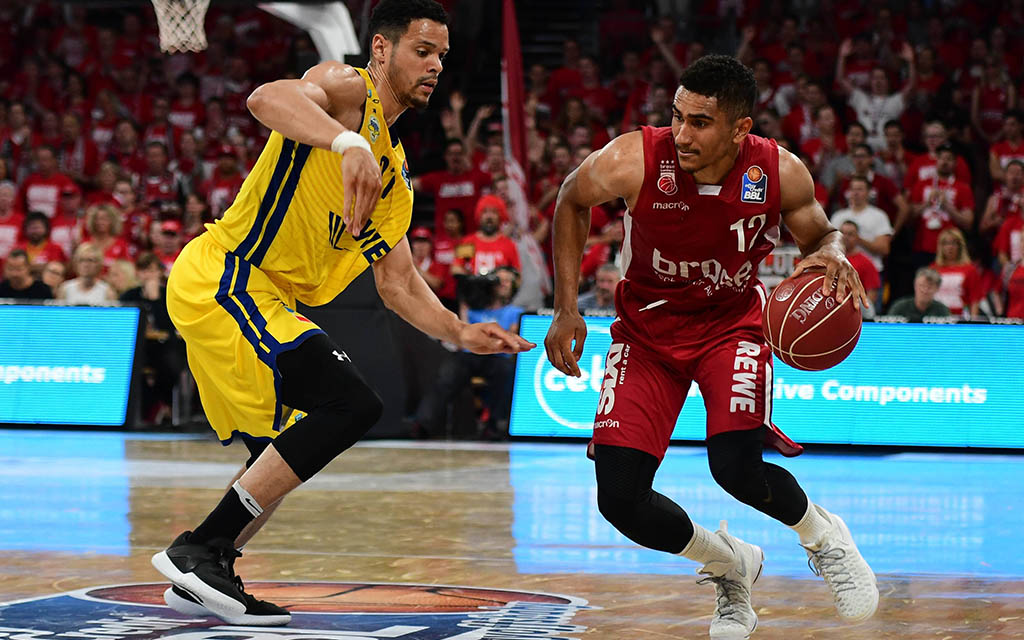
[590,283,803,461]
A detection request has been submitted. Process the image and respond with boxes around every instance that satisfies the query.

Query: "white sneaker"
[697,521,764,640]
[802,506,879,622]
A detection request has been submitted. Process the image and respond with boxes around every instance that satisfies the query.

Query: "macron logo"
[652,201,690,210]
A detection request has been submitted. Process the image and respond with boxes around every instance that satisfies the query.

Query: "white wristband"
[331,130,372,155]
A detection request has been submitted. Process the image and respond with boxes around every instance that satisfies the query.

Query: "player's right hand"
[544,309,587,378]
[341,146,382,236]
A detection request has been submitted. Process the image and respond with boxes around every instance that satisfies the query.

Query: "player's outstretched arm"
[373,237,535,355]
[780,146,869,309]
[247,61,381,235]
[545,132,642,377]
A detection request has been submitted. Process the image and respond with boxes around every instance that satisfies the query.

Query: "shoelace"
[803,544,856,593]
[697,575,748,620]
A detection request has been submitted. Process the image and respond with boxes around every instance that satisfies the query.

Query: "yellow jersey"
[206,67,413,307]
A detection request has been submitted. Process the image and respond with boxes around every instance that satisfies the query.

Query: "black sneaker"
[152,531,291,626]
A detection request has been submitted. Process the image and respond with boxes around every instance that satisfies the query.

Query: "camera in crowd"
[457,267,520,310]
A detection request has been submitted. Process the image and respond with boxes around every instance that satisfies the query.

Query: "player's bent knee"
[708,450,771,506]
[596,488,639,531]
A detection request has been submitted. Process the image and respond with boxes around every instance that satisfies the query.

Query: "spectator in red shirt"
[909,46,946,115]
[0,101,38,179]
[106,119,146,182]
[836,143,907,225]
[908,144,974,264]
[971,57,1016,145]
[453,195,520,277]
[0,181,24,258]
[904,121,972,189]
[57,112,100,186]
[877,119,915,187]
[169,72,205,134]
[546,39,583,115]
[222,56,256,138]
[801,106,846,177]
[781,80,828,146]
[982,160,1024,252]
[141,141,184,210]
[199,144,246,219]
[84,203,132,268]
[17,211,68,275]
[182,193,209,243]
[839,219,881,315]
[88,90,121,154]
[151,219,183,273]
[51,185,85,256]
[989,110,1024,183]
[17,146,78,218]
[409,225,451,298]
[86,161,121,207]
[112,177,151,252]
[143,96,177,153]
[930,227,982,318]
[567,56,617,124]
[413,138,490,235]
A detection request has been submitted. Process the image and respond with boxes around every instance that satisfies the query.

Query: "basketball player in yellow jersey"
[150,0,534,626]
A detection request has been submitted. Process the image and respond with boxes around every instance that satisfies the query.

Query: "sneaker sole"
[151,551,250,623]
[163,587,291,626]
[163,586,211,617]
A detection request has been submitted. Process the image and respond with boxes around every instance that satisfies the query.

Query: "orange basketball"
[762,270,861,371]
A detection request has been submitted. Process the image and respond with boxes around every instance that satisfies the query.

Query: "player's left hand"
[458,322,536,355]
[791,247,870,309]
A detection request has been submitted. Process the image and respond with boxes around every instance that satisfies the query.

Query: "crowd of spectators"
[3,1,1024,431]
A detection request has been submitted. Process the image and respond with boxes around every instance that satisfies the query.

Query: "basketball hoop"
[152,0,211,53]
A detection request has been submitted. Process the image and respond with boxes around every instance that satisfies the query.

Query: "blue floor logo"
[0,582,595,639]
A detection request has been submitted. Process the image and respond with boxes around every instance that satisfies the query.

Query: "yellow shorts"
[167,234,323,443]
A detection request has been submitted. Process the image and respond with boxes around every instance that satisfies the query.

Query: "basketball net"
[152,0,211,53]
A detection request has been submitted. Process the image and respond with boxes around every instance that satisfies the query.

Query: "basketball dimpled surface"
[762,270,862,371]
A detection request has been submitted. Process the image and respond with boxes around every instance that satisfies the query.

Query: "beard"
[479,221,499,235]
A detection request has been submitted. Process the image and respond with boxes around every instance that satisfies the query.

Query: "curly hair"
[677,54,757,121]
[368,0,448,45]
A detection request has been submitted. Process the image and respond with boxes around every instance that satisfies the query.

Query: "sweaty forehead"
[673,87,721,117]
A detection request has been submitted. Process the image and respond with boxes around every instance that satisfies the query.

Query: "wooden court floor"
[0,430,1022,639]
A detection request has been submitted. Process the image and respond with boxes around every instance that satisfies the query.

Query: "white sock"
[679,523,735,568]
[790,501,833,546]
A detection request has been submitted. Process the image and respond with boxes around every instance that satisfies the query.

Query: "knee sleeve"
[707,427,808,524]
[707,428,773,505]
[270,333,384,481]
[594,444,693,553]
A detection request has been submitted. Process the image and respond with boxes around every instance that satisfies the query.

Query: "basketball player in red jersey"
[545,55,876,639]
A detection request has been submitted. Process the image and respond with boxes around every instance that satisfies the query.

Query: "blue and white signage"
[511,315,1024,448]
[0,304,140,426]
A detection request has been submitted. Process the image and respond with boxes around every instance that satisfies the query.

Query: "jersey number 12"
[729,214,766,252]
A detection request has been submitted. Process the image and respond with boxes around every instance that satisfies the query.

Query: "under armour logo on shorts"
[332,350,351,362]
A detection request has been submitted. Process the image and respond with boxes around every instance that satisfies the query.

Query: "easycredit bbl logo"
[517,316,616,431]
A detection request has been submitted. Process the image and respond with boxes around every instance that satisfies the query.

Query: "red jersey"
[141,172,182,206]
[0,211,24,257]
[994,214,1024,263]
[417,168,491,234]
[621,128,781,312]
[17,172,78,218]
[991,140,1024,176]
[169,100,205,132]
[905,153,972,189]
[976,85,1010,139]
[930,263,982,315]
[909,177,975,254]
[17,240,67,268]
[459,233,520,275]
[200,172,246,218]
[848,251,880,292]
[1006,263,1024,319]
